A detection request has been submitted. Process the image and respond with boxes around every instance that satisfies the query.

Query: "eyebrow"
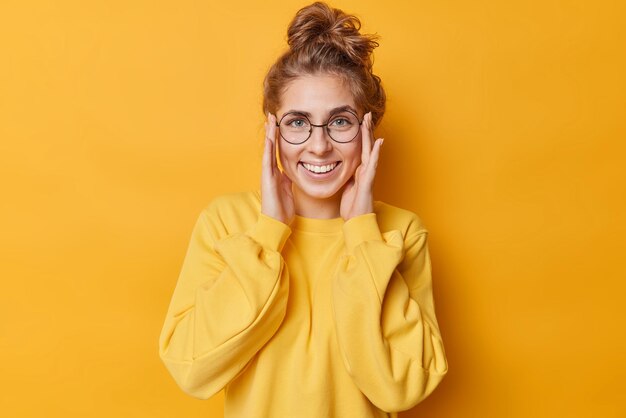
[281,105,358,119]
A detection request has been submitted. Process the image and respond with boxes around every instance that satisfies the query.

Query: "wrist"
[342,212,383,252]
[249,212,292,251]
[261,208,290,226]
[344,203,374,221]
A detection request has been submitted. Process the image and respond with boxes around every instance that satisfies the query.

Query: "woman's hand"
[340,112,384,221]
[261,113,295,225]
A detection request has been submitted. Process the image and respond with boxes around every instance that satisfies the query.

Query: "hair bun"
[287,2,379,68]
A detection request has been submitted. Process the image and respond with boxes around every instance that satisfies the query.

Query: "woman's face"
[275,73,362,203]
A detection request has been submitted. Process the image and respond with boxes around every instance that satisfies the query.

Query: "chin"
[295,178,345,200]
[299,186,343,200]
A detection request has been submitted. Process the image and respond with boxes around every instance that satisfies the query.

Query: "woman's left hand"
[340,112,384,221]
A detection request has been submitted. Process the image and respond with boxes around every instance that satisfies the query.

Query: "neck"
[293,187,342,219]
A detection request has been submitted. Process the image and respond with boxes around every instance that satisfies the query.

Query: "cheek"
[345,146,362,170]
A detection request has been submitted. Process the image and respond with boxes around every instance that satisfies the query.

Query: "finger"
[342,177,356,197]
[267,112,275,143]
[365,138,384,181]
[268,113,279,173]
[360,112,373,164]
[263,118,274,176]
[369,114,375,149]
[281,169,292,185]
[280,171,293,196]
[263,136,274,177]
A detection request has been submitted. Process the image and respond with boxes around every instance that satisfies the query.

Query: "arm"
[332,213,448,412]
[158,205,291,399]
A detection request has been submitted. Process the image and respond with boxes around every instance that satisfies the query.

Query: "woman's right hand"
[261,113,295,225]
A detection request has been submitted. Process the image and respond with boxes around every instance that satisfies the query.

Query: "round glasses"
[276,110,363,145]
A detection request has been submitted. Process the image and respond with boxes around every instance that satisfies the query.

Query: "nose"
[307,125,333,155]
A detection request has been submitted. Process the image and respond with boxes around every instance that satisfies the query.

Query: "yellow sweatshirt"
[159,191,448,417]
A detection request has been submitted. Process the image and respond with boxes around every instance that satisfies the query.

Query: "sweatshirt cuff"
[248,213,292,252]
[342,212,384,253]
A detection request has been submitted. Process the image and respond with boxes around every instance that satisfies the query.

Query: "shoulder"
[373,200,428,238]
[198,190,262,239]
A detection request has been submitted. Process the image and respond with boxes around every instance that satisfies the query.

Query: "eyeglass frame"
[275,109,364,145]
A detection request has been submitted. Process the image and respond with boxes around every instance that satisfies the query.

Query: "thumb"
[280,172,293,193]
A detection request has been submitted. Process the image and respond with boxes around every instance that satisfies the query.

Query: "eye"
[329,115,355,129]
[331,118,348,126]
[283,117,309,129]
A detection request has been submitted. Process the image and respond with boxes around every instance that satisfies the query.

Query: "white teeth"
[302,162,338,174]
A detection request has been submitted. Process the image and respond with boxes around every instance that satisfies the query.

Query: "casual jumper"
[159,190,448,417]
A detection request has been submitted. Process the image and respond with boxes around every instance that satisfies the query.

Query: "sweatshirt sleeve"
[332,212,448,412]
[158,205,292,399]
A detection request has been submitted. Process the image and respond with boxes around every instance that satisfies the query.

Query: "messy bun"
[287,3,378,69]
[263,2,386,127]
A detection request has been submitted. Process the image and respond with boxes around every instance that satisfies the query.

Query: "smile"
[301,162,340,174]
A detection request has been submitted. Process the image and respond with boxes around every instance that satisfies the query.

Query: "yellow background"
[1,0,625,417]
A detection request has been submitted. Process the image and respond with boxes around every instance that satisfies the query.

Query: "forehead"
[278,74,356,116]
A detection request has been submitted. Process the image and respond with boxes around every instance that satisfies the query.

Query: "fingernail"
[380,138,385,146]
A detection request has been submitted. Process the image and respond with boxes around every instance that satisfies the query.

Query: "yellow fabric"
[159,191,448,417]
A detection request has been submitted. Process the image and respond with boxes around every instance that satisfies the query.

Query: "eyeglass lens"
[278,112,360,144]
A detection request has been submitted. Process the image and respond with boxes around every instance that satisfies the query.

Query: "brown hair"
[262,2,386,127]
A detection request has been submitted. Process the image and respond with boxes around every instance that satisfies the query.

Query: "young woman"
[159,2,448,417]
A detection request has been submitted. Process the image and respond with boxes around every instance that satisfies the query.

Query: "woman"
[159,2,448,417]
